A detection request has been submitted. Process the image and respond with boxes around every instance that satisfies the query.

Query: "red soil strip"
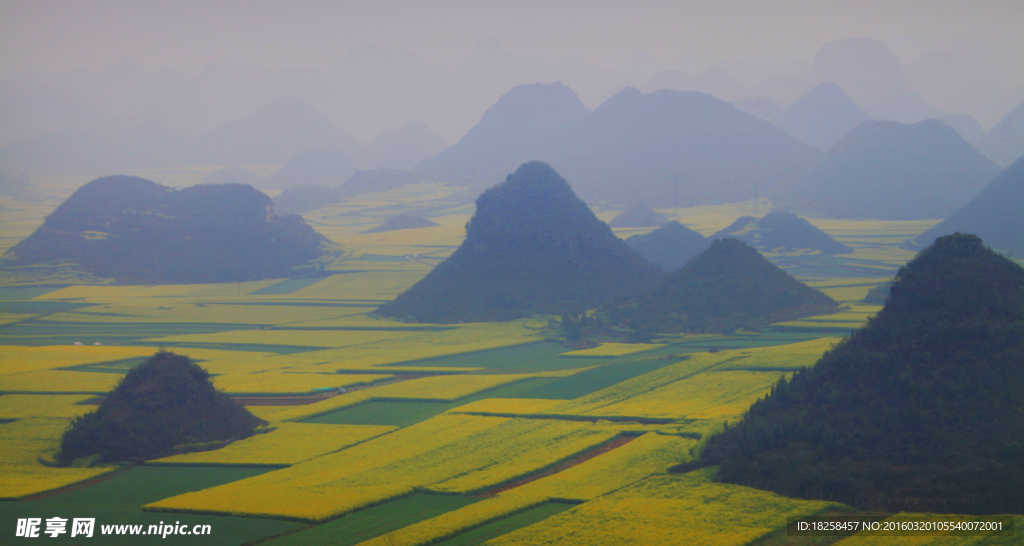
[475,435,637,498]
[19,466,130,501]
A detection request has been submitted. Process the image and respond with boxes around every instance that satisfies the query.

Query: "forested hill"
[605,238,836,334]
[1,175,325,284]
[377,161,661,323]
[682,233,1024,514]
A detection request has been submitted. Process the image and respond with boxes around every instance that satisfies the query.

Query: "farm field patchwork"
[0,465,296,545]
[144,415,623,522]
[152,423,397,466]
[1,189,1015,545]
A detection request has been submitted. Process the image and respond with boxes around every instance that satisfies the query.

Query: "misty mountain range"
[1,36,1021,161]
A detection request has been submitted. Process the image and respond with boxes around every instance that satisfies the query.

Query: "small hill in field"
[377,161,661,322]
[1,175,325,284]
[363,214,439,233]
[784,119,1000,219]
[609,201,668,227]
[683,233,1024,514]
[272,168,419,215]
[57,351,265,464]
[912,155,1024,256]
[625,221,709,272]
[712,211,852,254]
[605,238,837,334]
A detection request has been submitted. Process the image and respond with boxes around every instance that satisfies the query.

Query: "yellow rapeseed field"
[512,433,697,501]
[0,345,156,375]
[152,423,396,466]
[488,469,837,546]
[0,417,115,500]
[212,372,392,394]
[0,370,122,393]
[145,414,504,521]
[140,328,425,349]
[145,415,619,522]
[587,370,788,421]
[0,394,94,419]
[357,493,548,546]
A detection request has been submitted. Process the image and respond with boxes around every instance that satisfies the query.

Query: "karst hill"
[712,211,852,254]
[57,351,265,465]
[1,175,325,284]
[609,201,668,227]
[377,161,661,322]
[684,233,1024,513]
[625,221,709,272]
[784,119,1000,219]
[913,155,1024,256]
[605,238,837,334]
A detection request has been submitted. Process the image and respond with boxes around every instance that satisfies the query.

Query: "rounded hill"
[57,351,265,464]
[1,175,326,284]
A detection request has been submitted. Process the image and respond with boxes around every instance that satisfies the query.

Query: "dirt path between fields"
[474,435,637,498]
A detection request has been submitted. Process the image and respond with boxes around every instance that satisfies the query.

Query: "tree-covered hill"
[681,233,1024,513]
[57,351,265,464]
[1,175,325,284]
[605,238,837,334]
[377,161,661,322]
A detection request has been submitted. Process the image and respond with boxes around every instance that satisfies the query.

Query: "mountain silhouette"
[609,201,668,227]
[2,175,325,284]
[784,119,1000,219]
[912,155,1024,256]
[377,162,661,322]
[773,82,871,150]
[625,221,709,272]
[980,100,1024,168]
[712,211,852,254]
[605,238,837,334]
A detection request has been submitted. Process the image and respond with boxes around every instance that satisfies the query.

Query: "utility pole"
[672,172,680,222]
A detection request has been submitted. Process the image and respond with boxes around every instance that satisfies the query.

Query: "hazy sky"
[2,0,1022,78]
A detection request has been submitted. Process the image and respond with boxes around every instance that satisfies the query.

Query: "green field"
[0,466,295,545]
[432,502,575,546]
[303,377,559,427]
[263,494,480,546]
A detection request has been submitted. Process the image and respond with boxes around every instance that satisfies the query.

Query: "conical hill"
[57,351,264,464]
[625,221,709,272]
[606,238,837,334]
[712,211,852,254]
[377,162,661,322]
[686,233,1024,513]
[609,201,668,227]
[912,155,1024,256]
